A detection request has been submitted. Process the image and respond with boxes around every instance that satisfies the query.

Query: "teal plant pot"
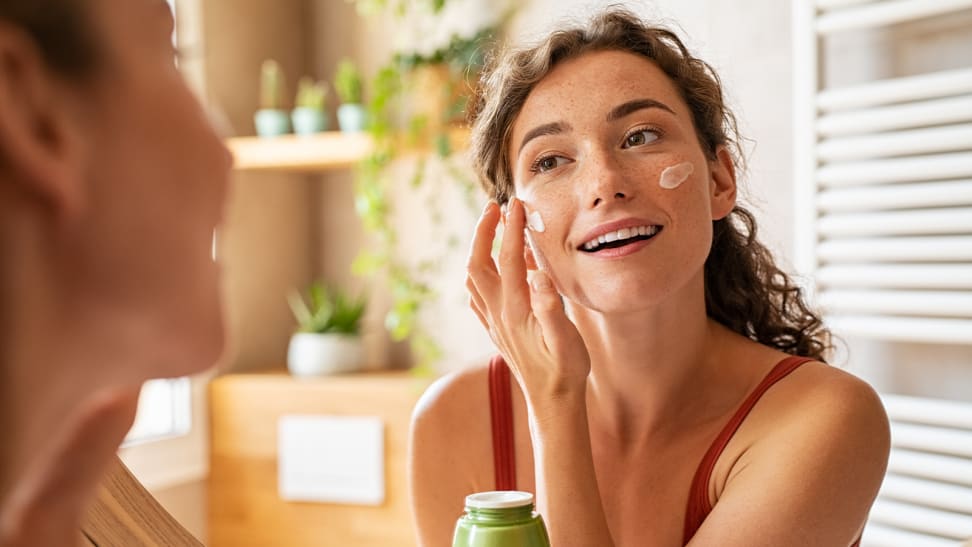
[254,109,291,137]
[337,103,367,132]
[291,107,328,136]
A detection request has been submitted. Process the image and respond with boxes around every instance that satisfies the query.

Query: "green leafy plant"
[259,59,286,110]
[294,76,328,110]
[350,1,507,375]
[288,282,367,335]
[334,58,364,104]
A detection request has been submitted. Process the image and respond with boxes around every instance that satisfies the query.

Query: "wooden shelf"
[227,132,373,172]
[227,127,471,173]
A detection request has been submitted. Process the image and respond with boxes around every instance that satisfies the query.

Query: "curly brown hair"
[469,7,831,360]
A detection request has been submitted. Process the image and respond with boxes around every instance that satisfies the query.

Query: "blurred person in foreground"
[0,0,232,544]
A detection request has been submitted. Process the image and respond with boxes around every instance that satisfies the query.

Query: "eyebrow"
[518,121,572,155]
[606,98,676,122]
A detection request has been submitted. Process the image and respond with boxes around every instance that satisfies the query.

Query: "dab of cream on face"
[659,161,694,189]
[527,210,546,233]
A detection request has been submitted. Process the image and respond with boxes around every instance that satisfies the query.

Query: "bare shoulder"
[699,361,892,544]
[776,360,889,437]
[412,362,492,440]
[409,362,494,546]
[743,359,890,461]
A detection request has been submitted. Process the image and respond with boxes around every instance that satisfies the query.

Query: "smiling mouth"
[579,225,662,252]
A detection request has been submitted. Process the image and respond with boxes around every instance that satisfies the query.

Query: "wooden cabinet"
[208,370,433,546]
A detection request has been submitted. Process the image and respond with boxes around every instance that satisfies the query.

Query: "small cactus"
[295,77,328,110]
[334,58,363,104]
[259,59,286,110]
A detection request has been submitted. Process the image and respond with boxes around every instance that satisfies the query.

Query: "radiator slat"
[818,207,972,237]
[816,0,876,13]
[817,265,972,290]
[883,395,972,429]
[817,180,972,212]
[892,424,972,458]
[817,152,972,187]
[868,499,972,539]
[818,67,972,112]
[887,450,972,488]
[817,97,972,138]
[862,522,961,547]
[818,124,972,162]
[826,316,972,344]
[816,0,972,34]
[818,236,972,262]
[820,290,972,318]
[881,475,972,515]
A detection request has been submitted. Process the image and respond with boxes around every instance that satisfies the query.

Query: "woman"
[409,8,890,546]
[0,0,231,544]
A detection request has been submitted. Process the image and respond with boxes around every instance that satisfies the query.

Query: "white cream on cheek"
[659,161,694,189]
[527,210,546,232]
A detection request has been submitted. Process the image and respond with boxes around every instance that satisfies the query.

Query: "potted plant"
[286,282,367,376]
[291,76,329,135]
[254,59,291,137]
[334,58,367,132]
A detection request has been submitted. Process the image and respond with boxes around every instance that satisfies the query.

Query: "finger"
[528,269,575,354]
[468,294,489,330]
[498,198,530,322]
[466,276,489,326]
[467,201,502,309]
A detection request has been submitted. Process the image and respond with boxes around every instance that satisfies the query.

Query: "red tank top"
[487,354,862,546]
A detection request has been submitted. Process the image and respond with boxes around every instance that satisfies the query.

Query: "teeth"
[581,225,658,251]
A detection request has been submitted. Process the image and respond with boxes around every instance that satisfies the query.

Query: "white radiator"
[793,0,972,345]
[862,394,972,547]
[794,3,972,544]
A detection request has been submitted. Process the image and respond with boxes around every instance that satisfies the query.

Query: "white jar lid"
[465,491,534,509]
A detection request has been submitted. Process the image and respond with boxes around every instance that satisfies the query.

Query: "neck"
[0,206,141,516]
[569,271,730,440]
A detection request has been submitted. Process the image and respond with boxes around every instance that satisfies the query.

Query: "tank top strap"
[682,355,815,543]
[488,355,517,491]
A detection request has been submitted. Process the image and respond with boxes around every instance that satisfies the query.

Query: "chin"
[159,288,226,378]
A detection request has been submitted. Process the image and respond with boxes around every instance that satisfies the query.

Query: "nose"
[583,151,633,208]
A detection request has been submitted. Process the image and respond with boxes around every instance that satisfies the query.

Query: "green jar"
[452,491,551,547]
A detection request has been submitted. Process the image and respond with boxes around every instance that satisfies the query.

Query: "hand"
[466,198,591,404]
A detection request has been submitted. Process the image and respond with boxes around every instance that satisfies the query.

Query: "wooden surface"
[227,132,373,172]
[208,370,433,547]
[226,128,470,172]
[81,456,203,546]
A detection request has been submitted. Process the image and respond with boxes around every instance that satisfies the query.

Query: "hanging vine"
[351,2,505,375]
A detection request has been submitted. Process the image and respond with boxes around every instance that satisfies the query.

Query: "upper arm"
[408,367,488,547]
[688,371,891,546]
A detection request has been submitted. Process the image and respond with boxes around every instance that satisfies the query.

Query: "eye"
[622,127,661,148]
[530,155,569,174]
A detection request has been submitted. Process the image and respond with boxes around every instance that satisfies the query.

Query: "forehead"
[512,49,686,134]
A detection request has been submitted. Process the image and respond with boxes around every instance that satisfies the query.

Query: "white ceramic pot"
[286,333,364,377]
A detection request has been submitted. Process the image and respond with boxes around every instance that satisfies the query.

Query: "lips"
[577,219,663,253]
[580,225,661,251]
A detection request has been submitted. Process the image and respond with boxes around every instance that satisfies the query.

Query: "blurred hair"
[0,0,99,78]
[469,7,831,360]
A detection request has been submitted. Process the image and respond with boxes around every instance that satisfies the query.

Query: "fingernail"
[530,271,552,292]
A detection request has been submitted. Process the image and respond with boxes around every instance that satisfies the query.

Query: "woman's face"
[67,0,232,378]
[508,49,735,313]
